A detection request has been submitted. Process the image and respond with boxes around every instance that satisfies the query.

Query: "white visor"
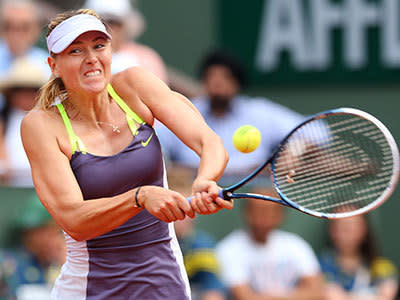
[47,14,112,54]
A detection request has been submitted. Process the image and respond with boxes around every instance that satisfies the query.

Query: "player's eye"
[68,48,82,54]
[95,43,106,50]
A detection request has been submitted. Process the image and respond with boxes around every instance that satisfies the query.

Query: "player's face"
[245,199,283,243]
[329,215,367,255]
[49,31,112,95]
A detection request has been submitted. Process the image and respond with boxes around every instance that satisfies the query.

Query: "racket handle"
[186,190,225,203]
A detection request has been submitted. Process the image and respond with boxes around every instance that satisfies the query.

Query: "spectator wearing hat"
[0,57,47,187]
[82,0,168,81]
[2,194,65,300]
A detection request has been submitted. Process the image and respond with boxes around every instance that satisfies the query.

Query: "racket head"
[269,108,399,219]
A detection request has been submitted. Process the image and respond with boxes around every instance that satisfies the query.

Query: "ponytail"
[35,75,66,110]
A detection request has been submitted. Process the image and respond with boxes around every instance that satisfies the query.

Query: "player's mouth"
[84,69,101,77]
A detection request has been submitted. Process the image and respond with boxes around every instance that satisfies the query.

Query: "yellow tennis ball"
[233,125,261,153]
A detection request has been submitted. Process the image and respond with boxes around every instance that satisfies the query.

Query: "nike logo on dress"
[141,133,154,147]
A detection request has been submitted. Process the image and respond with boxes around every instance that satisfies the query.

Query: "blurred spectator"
[0,249,15,300]
[170,167,226,300]
[2,193,65,300]
[156,50,304,183]
[82,0,168,81]
[0,57,47,187]
[175,217,227,300]
[0,0,49,77]
[216,187,324,300]
[319,214,398,300]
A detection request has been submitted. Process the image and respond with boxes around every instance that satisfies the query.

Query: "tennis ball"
[233,125,261,153]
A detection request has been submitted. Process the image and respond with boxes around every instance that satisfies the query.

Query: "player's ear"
[48,56,59,78]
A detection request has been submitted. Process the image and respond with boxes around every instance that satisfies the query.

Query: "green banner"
[219,0,400,85]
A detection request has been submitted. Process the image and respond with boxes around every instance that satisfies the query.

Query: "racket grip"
[186,190,225,203]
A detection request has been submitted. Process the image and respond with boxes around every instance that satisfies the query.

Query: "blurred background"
[0,0,399,298]
[135,0,399,267]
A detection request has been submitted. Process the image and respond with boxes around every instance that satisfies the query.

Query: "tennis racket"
[197,108,399,219]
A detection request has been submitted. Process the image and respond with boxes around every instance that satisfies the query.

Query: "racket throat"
[221,190,233,201]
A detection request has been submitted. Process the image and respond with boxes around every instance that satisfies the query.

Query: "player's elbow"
[65,229,85,241]
[217,135,229,167]
[64,225,91,242]
[223,146,229,167]
[59,215,91,241]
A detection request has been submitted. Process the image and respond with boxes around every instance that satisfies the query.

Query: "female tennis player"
[21,9,232,299]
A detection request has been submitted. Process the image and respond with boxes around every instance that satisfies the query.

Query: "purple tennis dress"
[51,86,190,300]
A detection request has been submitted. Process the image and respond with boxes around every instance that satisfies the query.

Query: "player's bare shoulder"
[21,109,50,134]
[21,109,64,149]
[22,108,60,131]
[116,66,162,93]
[110,67,143,97]
[113,66,144,83]
[111,67,156,124]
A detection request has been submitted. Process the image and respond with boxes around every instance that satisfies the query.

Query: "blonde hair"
[35,9,102,110]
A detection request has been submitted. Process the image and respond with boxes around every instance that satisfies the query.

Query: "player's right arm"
[21,110,193,241]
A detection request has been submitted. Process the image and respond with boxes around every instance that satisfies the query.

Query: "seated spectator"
[156,50,304,183]
[216,187,324,300]
[0,249,15,300]
[0,0,49,77]
[0,57,47,186]
[4,193,65,300]
[169,167,226,300]
[175,217,227,300]
[319,213,398,300]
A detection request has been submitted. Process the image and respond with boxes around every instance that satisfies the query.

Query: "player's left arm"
[115,67,232,213]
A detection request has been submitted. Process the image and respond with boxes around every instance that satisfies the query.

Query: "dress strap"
[107,83,145,136]
[56,103,87,155]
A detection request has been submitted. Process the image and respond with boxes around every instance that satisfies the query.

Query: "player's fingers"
[188,193,201,215]
[191,192,209,214]
[159,202,178,222]
[204,183,220,200]
[166,200,186,221]
[174,193,195,218]
[214,197,234,210]
[155,210,171,223]
[200,192,221,214]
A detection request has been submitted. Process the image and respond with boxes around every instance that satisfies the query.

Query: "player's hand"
[190,179,233,215]
[138,186,195,222]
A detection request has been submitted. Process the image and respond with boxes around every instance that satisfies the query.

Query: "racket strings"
[273,114,394,214]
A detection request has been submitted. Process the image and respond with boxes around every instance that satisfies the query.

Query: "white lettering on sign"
[382,0,400,65]
[255,0,399,72]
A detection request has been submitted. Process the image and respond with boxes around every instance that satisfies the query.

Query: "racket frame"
[220,108,400,219]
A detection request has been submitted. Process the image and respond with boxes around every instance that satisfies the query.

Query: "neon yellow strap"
[107,84,145,136]
[56,103,87,154]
